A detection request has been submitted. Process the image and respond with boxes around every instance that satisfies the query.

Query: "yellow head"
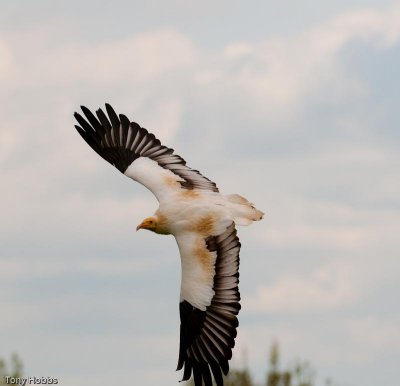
[136,216,158,233]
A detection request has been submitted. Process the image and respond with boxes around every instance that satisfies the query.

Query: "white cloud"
[5,28,196,88]
[234,314,400,386]
[349,316,400,356]
[262,224,368,249]
[0,256,161,280]
[314,4,400,50]
[0,129,19,163]
[191,2,400,132]
[245,260,359,313]
[139,97,183,144]
[257,201,400,250]
[3,3,400,118]
[0,38,11,80]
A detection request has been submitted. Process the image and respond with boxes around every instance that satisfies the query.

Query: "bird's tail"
[224,194,264,226]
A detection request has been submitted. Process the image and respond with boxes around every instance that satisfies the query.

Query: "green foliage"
[186,368,254,386]
[224,368,253,386]
[0,354,23,385]
[185,342,333,386]
[266,342,314,386]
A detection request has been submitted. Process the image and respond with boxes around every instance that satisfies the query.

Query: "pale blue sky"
[1,1,399,386]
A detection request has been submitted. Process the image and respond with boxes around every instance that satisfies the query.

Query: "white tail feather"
[224,194,264,226]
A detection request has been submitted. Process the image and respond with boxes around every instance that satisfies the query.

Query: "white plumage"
[74,104,264,386]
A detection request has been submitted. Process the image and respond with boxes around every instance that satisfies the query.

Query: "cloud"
[0,38,11,79]
[349,316,400,358]
[234,313,400,386]
[255,196,400,250]
[0,129,19,163]
[315,5,400,50]
[190,3,400,128]
[4,28,196,88]
[0,256,162,280]
[245,260,359,313]
[3,3,400,120]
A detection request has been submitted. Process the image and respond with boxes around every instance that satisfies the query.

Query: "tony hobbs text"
[3,377,58,385]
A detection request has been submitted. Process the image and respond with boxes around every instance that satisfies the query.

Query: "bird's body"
[74,104,264,386]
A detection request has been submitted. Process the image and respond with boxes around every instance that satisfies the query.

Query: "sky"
[1,1,399,385]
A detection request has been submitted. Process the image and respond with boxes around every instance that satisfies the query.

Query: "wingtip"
[105,103,118,116]
[119,113,129,120]
[105,102,114,111]
[80,105,94,119]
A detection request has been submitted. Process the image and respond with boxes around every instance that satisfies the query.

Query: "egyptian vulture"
[74,104,264,386]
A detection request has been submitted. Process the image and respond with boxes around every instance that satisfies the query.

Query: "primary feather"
[74,104,264,386]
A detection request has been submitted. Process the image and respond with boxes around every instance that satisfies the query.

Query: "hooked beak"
[136,217,156,232]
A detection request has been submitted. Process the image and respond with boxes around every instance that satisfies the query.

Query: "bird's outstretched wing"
[175,223,241,386]
[74,104,218,201]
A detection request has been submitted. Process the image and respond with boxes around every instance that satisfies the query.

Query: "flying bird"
[74,104,264,386]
